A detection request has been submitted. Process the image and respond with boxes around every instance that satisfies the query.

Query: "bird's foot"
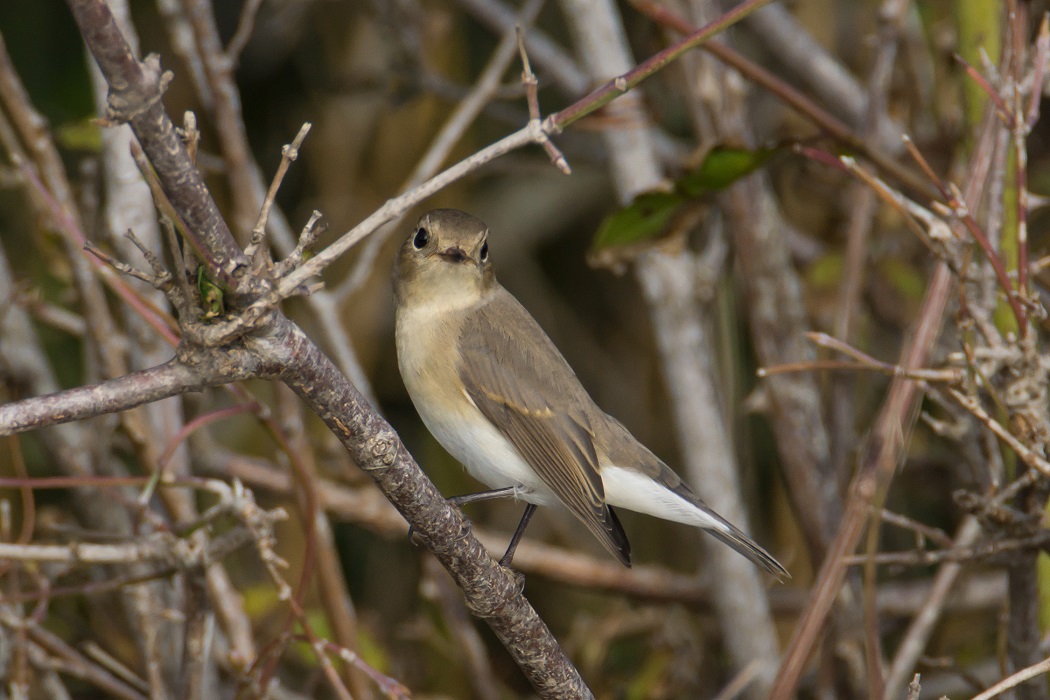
[500,564,526,592]
[407,524,424,548]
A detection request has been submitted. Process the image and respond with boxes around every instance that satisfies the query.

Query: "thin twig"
[632,0,934,196]
[884,518,982,699]
[944,387,1050,478]
[83,242,161,287]
[902,136,1029,335]
[970,656,1050,700]
[550,0,777,131]
[336,0,543,302]
[272,120,549,299]
[224,0,263,63]
[518,26,569,173]
[244,122,312,260]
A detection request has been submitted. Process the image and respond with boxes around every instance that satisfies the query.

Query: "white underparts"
[601,466,729,532]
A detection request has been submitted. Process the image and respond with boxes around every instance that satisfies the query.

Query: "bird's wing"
[458,290,631,566]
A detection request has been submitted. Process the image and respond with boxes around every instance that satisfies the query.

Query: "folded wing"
[458,290,631,566]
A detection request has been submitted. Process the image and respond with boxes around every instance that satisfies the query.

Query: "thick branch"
[273,319,593,698]
[67,0,247,291]
[0,356,248,436]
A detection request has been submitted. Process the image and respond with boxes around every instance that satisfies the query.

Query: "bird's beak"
[437,247,469,264]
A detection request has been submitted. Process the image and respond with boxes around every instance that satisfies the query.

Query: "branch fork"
[101,54,173,126]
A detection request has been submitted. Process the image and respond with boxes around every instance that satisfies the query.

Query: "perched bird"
[394,208,787,579]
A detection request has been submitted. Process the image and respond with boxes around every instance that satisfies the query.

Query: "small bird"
[394,208,787,579]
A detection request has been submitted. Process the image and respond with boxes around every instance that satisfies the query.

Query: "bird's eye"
[479,241,489,262]
[413,227,429,249]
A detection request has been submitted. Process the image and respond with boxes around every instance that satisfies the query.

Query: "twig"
[23,626,148,700]
[273,211,325,279]
[907,674,922,700]
[878,509,955,550]
[0,359,248,437]
[1024,15,1049,130]
[224,0,263,63]
[455,0,589,95]
[970,656,1050,700]
[758,358,959,383]
[954,53,1013,124]
[70,0,245,282]
[12,294,86,337]
[632,0,934,197]
[518,27,569,173]
[244,122,312,261]
[272,119,550,299]
[902,136,1029,335]
[84,241,163,287]
[550,0,776,132]
[842,527,1050,567]
[884,518,982,699]
[774,331,963,383]
[300,637,410,700]
[336,0,541,302]
[944,387,1050,478]
[156,403,261,474]
[179,0,263,238]
[711,660,762,700]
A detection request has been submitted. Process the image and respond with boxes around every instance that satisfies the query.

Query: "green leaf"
[591,191,686,252]
[588,145,775,271]
[197,265,226,320]
[676,145,776,197]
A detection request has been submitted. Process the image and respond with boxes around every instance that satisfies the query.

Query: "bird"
[393,208,787,580]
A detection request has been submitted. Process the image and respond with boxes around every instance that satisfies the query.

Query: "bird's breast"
[395,304,554,503]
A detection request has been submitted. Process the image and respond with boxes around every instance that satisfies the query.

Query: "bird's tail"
[701,514,789,581]
[597,414,789,580]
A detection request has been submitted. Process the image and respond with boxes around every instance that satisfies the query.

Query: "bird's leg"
[499,503,537,568]
[448,486,518,507]
[408,487,520,543]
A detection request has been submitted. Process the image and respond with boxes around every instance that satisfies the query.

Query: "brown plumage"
[394,208,787,579]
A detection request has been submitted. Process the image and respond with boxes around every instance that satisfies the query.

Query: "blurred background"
[1,0,1049,698]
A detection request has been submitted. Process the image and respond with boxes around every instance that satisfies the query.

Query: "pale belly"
[415,399,557,507]
[396,306,557,506]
